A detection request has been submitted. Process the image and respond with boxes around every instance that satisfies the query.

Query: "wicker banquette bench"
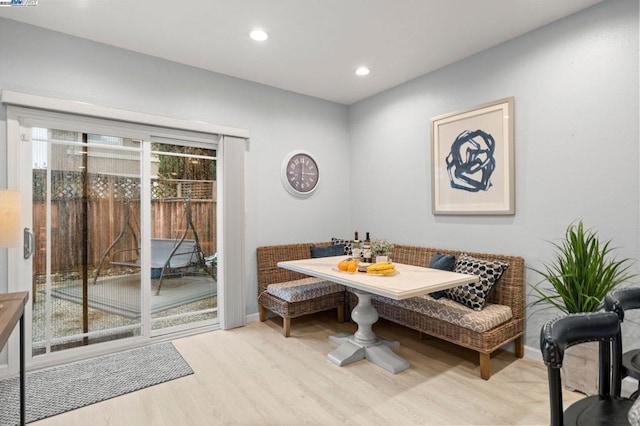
[359,244,525,380]
[256,241,525,380]
[257,242,346,337]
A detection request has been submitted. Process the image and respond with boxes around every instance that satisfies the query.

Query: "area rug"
[49,274,216,319]
[0,342,193,425]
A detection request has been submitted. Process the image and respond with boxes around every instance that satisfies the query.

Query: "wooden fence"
[32,199,216,275]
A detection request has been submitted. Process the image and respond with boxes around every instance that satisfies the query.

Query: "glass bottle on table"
[362,232,372,263]
[351,230,362,261]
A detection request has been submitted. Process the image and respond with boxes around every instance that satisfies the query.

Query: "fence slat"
[32,199,216,274]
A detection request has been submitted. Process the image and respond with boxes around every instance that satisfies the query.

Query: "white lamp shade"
[0,190,21,247]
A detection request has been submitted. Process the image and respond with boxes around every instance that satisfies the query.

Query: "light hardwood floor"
[33,312,583,425]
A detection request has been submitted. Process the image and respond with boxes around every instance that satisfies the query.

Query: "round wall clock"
[281,150,320,198]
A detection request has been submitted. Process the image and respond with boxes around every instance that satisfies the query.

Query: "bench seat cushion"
[371,294,513,333]
[267,277,345,303]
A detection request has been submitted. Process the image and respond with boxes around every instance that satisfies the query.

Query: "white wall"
[348,0,639,347]
[0,18,351,316]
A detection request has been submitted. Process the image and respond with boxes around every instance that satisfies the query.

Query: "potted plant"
[530,220,635,394]
[372,239,394,263]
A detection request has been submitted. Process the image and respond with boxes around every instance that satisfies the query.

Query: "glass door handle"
[23,228,34,260]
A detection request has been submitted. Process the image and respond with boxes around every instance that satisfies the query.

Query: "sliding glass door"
[29,127,144,356]
[10,110,219,366]
[149,141,218,332]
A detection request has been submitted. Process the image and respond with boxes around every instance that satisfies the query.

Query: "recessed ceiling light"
[250,29,269,41]
[355,66,370,76]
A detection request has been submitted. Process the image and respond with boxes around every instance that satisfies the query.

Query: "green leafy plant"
[530,221,635,313]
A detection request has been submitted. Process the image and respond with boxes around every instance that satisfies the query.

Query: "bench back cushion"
[446,253,509,310]
[256,242,332,293]
[311,244,345,258]
[390,244,525,320]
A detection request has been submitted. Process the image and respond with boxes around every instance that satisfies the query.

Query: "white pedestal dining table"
[277,256,478,374]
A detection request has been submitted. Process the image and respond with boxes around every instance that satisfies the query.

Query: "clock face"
[281,151,320,197]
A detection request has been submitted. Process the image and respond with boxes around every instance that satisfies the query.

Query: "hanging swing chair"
[93,198,209,295]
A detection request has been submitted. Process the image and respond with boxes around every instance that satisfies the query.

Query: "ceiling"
[0,0,602,105]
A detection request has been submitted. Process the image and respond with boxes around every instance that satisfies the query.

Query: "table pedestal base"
[328,333,409,373]
[327,289,409,374]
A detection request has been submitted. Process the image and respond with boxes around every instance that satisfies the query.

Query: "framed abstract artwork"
[430,97,515,215]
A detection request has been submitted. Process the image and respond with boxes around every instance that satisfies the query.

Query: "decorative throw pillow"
[331,237,353,255]
[444,253,509,310]
[428,253,456,299]
[311,244,345,258]
[429,253,456,271]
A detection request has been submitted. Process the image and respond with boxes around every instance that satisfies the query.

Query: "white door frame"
[3,98,246,373]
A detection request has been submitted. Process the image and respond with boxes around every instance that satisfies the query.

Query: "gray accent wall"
[348,0,639,348]
[0,0,638,351]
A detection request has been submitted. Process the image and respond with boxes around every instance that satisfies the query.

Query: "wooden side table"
[0,291,29,426]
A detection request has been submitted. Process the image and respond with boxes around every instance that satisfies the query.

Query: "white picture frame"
[430,97,515,215]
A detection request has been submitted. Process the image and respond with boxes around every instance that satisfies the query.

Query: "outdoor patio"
[31,271,217,354]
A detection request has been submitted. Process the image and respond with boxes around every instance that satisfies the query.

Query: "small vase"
[376,255,389,263]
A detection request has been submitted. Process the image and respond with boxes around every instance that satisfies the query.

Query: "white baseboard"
[245,312,260,323]
[524,344,543,362]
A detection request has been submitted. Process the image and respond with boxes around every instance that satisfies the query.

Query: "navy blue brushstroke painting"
[445,129,496,192]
